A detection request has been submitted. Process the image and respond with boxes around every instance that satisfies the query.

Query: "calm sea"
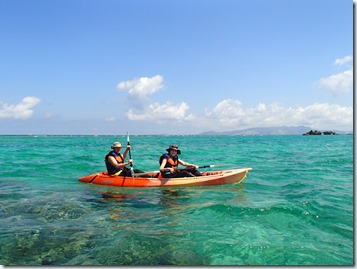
[0,135,353,265]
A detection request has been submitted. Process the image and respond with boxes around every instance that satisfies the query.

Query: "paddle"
[133,164,229,177]
[193,164,227,169]
[126,131,134,176]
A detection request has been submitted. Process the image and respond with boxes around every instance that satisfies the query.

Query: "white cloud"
[116,74,352,132]
[118,75,196,124]
[318,69,352,95]
[317,55,353,95]
[124,98,352,131]
[203,99,352,131]
[0,96,41,119]
[127,101,195,122]
[334,55,353,66]
[117,75,164,99]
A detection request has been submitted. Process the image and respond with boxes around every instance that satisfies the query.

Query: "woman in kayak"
[105,142,144,176]
[159,144,202,178]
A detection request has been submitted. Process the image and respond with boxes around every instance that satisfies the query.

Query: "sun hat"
[111,142,122,149]
[166,144,181,154]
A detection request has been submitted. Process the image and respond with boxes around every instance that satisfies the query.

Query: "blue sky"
[0,0,353,135]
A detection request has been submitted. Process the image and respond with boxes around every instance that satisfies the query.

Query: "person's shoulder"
[104,151,113,160]
[159,153,170,161]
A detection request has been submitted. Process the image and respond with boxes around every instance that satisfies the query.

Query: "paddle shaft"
[133,164,228,176]
[179,164,227,171]
[126,132,134,174]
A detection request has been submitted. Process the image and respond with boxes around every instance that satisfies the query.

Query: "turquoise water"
[0,135,353,265]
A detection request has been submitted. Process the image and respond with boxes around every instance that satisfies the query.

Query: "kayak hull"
[78,168,252,187]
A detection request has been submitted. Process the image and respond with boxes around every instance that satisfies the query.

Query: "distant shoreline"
[0,133,353,137]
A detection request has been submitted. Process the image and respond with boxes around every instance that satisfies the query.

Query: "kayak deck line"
[78,168,252,187]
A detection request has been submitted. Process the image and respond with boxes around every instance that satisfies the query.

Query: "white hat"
[111,142,122,148]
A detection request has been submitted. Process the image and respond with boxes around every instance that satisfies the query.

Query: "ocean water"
[0,135,353,265]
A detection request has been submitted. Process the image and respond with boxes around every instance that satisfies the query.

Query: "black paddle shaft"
[126,132,134,171]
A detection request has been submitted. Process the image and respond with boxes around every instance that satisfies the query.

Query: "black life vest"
[105,151,124,174]
[159,153,179,170]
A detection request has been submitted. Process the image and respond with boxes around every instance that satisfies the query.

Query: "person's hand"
[164,167,175,173]
[126,145,131,150]
[128,159,133,164]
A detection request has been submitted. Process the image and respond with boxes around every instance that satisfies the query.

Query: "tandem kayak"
[78,168,252,187]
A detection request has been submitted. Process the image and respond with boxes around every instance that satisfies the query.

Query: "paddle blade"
[126,131,130,144]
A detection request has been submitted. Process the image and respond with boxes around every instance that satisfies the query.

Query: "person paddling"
[105,142,144,176]
[159,144,202,178]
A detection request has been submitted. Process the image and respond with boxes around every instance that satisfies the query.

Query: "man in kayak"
[105,142,144,176]
[159,144,202,178]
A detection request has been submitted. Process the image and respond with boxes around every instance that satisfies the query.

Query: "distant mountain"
[198,126,352,136]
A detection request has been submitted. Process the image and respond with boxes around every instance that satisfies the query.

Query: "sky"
[0,0,353,135]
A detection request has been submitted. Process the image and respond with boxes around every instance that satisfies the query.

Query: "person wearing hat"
[159,144,202,178]
[104,141,144,176]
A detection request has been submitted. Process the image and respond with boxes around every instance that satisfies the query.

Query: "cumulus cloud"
[318,55,353,95]
[117,75,164,99]
[0,97,41,119]
[204,99,352,130]
[127,101,195,122]
[118,75,195,124]
[116,74,352,132]
[125,97,352,131]
[318,69,352,95]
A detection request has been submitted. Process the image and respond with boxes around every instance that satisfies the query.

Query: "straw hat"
[166,144,181,154]
[111,142,122,149]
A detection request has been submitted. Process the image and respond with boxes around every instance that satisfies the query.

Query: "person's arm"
[108,156,132,169]
[122,145,131,159]
[160,159,175,173]
[179,159,199,169]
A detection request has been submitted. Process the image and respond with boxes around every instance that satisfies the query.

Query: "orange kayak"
[78,168,252,187]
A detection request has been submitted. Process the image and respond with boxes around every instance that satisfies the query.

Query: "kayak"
[78,168,252,187]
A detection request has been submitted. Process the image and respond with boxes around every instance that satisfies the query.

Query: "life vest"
[105,151,124,175]
[159,153,179,170]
